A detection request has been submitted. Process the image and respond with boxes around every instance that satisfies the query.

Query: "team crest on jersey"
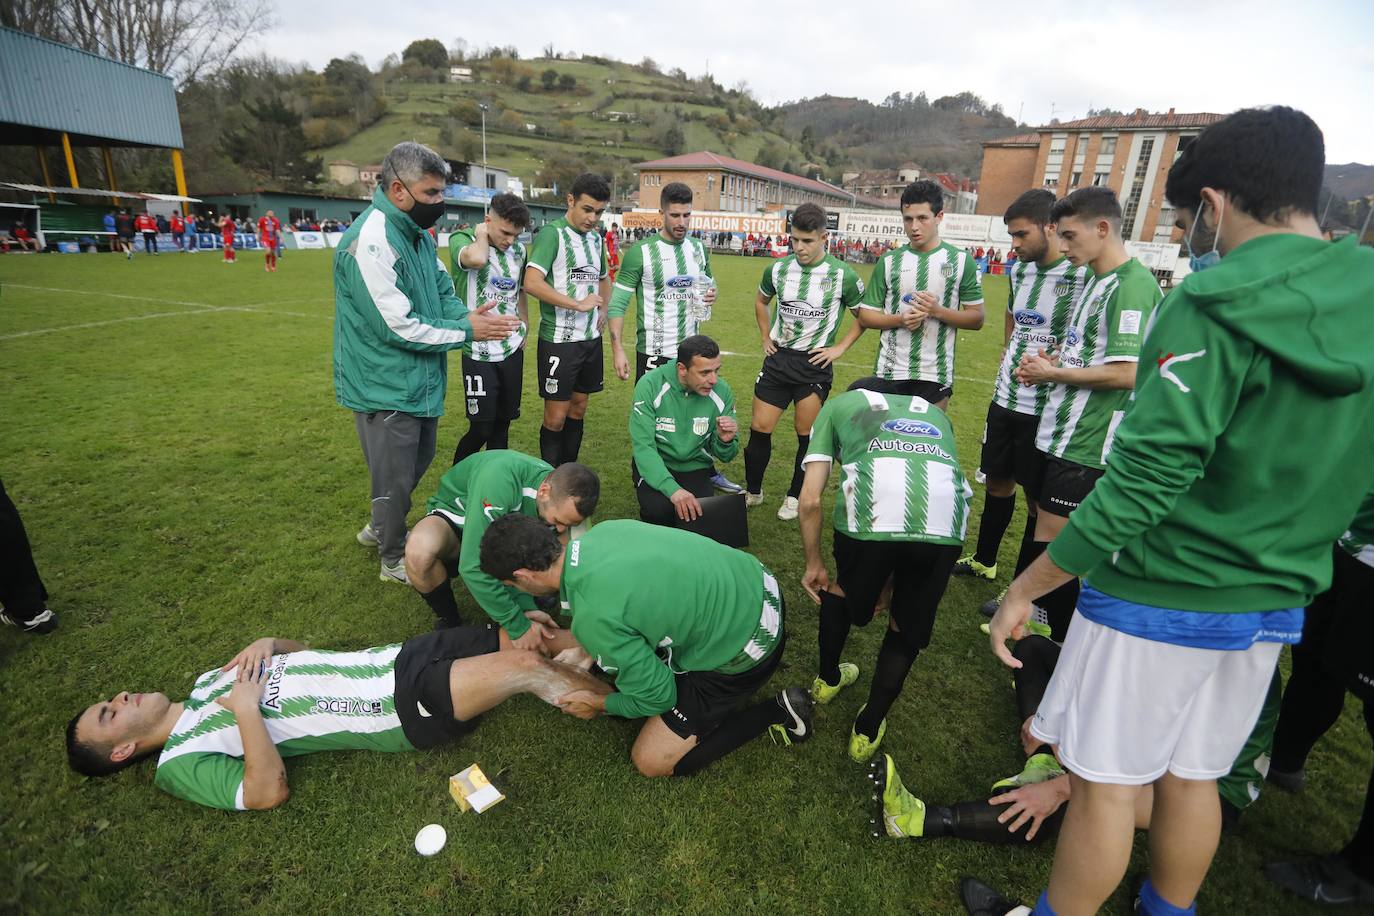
[819,275,837,292]
[693,416,709,436]
[940,262,956,278]
[1053,279,1074,296]
[880,418,942,439]
[467,398,478,414]
[1013,310,1047,328]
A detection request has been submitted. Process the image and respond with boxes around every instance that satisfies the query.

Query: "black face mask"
[401,183,445,230]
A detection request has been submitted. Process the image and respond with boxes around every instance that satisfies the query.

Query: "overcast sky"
[249,0,1372,163]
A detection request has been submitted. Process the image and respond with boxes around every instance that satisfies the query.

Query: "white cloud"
[249,0,1372,162]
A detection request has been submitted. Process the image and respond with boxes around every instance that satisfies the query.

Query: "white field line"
[0,305,326,340]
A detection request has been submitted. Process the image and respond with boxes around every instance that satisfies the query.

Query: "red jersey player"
[219,215,236,263]
[257,209,281,272]
[604,225,619,282]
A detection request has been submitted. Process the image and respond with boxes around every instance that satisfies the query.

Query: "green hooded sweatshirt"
[1050,234,1374,612]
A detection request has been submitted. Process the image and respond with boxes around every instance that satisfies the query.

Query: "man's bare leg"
[1045,772,1139,915]
[630,716,697,778]
[405,515,463,624]
[447,644,609,722]
[1146,773,1221,908]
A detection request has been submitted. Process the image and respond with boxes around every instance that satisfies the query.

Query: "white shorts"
[1029,610,1282,785]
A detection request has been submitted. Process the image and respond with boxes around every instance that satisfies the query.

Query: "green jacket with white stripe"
[332,187,474,417]
[630,361,739,499]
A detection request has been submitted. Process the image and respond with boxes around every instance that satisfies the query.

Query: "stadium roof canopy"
[0,26,183,149]
[635,151,894,207]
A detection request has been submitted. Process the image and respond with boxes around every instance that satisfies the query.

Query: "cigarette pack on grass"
[448,764,504,813]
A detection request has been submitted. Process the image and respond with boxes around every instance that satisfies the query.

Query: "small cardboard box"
[448,764,504,813]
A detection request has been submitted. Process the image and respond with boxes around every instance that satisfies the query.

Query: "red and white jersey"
[170,215,185,232]
[135,214,157,232]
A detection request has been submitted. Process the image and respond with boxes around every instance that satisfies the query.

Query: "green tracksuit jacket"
[630,361,739,499]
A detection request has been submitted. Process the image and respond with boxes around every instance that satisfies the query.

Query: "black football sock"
[420,581,461,626]
[488,418,511,451]
[561,418,585,465]
[974,494,1016,567]
[1340,705,1374,880]
[920,797,1064,844]
[787,434,811,498]
[817,590,852,685]
[539,425,562,467]
[672,697,788,776]
[855,629,919,740]
[452,421,494,465]
[1013,513,1040,576]
[1012,636,1061,723]
[744,430,772,493]
[1036,574,1080,642]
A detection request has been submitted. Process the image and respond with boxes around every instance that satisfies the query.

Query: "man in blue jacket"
[333,141,520,585]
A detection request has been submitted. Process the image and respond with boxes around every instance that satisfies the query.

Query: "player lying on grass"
[65,618,607,811]
[481,515,813,777]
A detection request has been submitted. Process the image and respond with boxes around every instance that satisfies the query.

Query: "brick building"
[841,164,925,200]
[976,110,1224,242]
[636,151,895,212]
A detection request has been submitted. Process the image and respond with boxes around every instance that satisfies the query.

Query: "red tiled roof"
[982,133,1039,147]
[1042,111,1223,131]
[636,151,877,204]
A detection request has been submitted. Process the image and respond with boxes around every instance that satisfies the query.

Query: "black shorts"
[661,634,786,739]
[1300,545,1374,703]
[635,350,672,382]
[832,530,960,650]
[393,624,500,749]
[461,350,523,421]
[1035,453,1104,516]
[878,379,953,404]
[979,402,1042,485]
[754,347,832,409]
[538,337,604,401]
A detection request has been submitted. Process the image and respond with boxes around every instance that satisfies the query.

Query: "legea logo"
[880,418,942,438]
[1014,310,1047,327]
[666,275,694,289]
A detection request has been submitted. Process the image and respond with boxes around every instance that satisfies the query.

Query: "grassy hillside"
[312,57,808,192]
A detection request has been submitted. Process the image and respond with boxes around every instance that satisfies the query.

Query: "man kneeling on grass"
[65,620,606,810]
[480,515,813,776]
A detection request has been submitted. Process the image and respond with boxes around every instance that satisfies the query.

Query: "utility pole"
[479,102,490,213]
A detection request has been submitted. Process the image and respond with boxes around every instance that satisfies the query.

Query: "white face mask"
[1186,199,1225,272]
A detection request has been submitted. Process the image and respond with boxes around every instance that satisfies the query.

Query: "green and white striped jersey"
[803,388,972,544]
[1035,258,1161,469]
[759,254,865,350]
[448,229,527,362]
[153,646,412,810]
[862,241,983,385]
[993,258,1090,415]
[528,217,607,343]
[608,235,713,357]
[1339,491,1374,569]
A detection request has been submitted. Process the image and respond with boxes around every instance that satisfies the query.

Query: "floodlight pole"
[479,102,490,214]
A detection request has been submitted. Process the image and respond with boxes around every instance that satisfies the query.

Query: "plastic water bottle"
[691,275,715,323]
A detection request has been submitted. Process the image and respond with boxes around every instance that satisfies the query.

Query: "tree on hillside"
[639,57,660,74]
[541,68,558,90]
[324,56,371,94]
[403,39,448,70]
[661,123,685,156]
[517,74,532,92]
[449,37,468,62]
[558,73,576,91]
[497,110,524,132]
[224,95,321,184]
[1,0,271,85]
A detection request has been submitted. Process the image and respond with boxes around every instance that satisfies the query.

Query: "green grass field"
[0,249,1369,914]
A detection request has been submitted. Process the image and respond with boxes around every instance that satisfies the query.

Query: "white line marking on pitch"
[4,284,326,319]
[0,306,323,340]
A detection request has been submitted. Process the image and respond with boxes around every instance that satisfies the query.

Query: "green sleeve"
[959,254,984,305]
[338,251,473,353]
[1049,302,1245,576]
[710,382,740,463]
[598,235,608,280]
[573,617,677,719]
[1102,275,1159,361]
[805,398,840,462]
[629,373,679,498]
[609,243,643,318]
[448,229,475,276]
[841,265,866,309]
[758,261,778,298]
[153,752,245,811]
[456,466,533,639]
[859,255,889,310]
[527,225,558,275]
[700,242,713,280]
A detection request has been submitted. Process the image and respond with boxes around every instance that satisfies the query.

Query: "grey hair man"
[333,141,522,584]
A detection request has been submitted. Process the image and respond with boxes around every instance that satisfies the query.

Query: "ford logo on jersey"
[1014,310,1047,327]
[490,277,518,292]
[666,275,694,289]
[880,418,942,438]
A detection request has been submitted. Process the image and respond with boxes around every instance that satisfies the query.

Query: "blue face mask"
[1186,201,1224,272]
